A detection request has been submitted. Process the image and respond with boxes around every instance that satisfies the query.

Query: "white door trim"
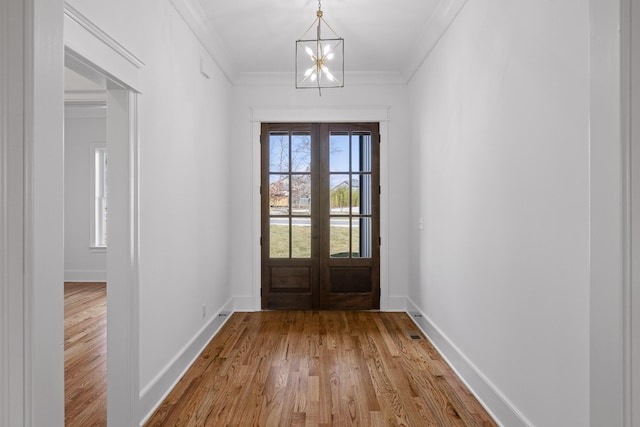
[63,7,142,423]
[105,88,140,427]
[0,0,28,425]
[589,0,632,425]
[63,3,144,93]
[627,0,640,424]
[2,0,67,424]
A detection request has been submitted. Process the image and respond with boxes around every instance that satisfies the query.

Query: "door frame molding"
[626,0,639,423]
[64,18,142,425]
[589,0,634,425]
[250,107,390,311]
[1,0,66,424]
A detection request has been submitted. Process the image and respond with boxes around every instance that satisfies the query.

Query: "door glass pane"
[330,132,349,172]
[353,217,372,258]
[269,174,289,215]
[291,222,311,258]
[352,132,372,172]
[270,219,289,258]
[351,176,360,212]
[330,217,350,257]
[291,133,311,172]
[291,174,311,215]
[355,173,371,215]
[330,174,351,213]
[270,133,289,172]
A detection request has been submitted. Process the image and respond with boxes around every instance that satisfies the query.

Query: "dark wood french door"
[261,122,380,310]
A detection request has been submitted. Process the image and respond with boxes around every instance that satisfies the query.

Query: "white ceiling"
[200,0,440,74]
[65,0,466,88]
[183,0,466,83]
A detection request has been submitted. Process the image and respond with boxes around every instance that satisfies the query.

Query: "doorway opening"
[63,49,140,425]
[63,61,108,425]
[261,122,380,310]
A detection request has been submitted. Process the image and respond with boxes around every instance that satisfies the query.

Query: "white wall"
[6,0,629,425]
[66,0,234,421]
[228,83,411,310]
[64,108,107,282]
[407,1,590,425]
[135,0,233,408]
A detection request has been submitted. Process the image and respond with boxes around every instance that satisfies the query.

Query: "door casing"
[260,122,380,310]
[249,107,391,312]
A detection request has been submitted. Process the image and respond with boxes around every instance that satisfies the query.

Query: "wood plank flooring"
[64,282,107,426]
[145,311,496,426]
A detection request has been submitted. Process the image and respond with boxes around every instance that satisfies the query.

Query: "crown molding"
[169,0,467,87]
[402,0,469,83]
[234,70,406,87]
[64,2,144,70]
[169,0,237,84]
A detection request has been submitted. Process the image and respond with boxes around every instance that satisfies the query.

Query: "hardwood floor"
[145,311,496,427]
[64,282,107,426]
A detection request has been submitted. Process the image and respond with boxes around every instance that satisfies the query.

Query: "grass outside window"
[270,224,360,258]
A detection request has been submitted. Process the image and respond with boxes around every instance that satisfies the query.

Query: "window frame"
[89,142,107,251]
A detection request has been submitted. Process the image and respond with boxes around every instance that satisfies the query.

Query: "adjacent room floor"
[64,282,107,426]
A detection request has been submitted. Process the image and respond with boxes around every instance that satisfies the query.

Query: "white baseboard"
[406,299,530,427]
[233,296,256,311]
[232,296,406,312]
[138,298,234,426]
[64,270,106,282]
[386,296,408,311]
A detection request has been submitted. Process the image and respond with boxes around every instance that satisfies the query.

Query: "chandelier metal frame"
[295,1,344,94]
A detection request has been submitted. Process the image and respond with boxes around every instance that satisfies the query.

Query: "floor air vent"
[407,331,423,341]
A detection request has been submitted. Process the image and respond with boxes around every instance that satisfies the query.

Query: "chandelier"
[296,0,344,94]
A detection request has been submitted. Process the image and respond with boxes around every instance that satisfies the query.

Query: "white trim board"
[0,1,16,424]
[104,87,141,426]
[626,0,640,423]
[588,0,629,425]
[63,3,143,70]
[386,296,408,312]
[63,3,144,93]
[406,300,530,427]
[233,296,254,311]
[139,298,234,426]
[251,106,390,124]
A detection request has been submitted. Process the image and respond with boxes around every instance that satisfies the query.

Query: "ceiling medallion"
[295,0,344,95]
